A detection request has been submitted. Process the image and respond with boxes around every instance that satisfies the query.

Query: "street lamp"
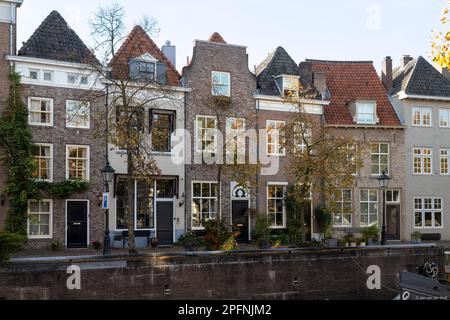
[377,171,391,245]
[101,162,115,255]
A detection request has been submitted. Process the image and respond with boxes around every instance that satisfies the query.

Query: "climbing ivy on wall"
[0,71,37,234]
[0,71,89,235]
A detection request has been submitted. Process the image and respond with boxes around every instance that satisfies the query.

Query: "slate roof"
[256,47,302,96]
[308,60,401,126]
[109,25,181,86]
[18,11,98,64]
[391,56,450,98]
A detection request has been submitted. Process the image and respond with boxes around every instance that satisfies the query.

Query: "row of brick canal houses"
[1,1,450,250]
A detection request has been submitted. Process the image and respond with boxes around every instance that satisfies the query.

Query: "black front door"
[67,201,88,248]
[157,202,174,245]
[386,204,401,240]
[232,200,249,243]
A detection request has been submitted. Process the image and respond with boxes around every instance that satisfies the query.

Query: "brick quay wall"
[0,245,445,300]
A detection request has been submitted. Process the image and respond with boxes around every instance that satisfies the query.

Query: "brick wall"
[183,40,256,229]
[0,246,444,300]
[21,85,105,249]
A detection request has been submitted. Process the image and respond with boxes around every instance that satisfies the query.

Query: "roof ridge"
[306,59,373,64]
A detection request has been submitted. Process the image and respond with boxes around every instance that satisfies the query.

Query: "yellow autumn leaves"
[432,2,450,68]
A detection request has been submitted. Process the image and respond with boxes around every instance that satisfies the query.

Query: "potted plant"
[150,237,159,248]
[362,225,380,246]
[91,240,101,250]
[357,238,367,247]
[343,233,355,247]
[112,234,124,249]
[411,231,422,244]
[51,239,61,251]
[315,206,337,247]
[254,215,272,249]
[178,232,203,252]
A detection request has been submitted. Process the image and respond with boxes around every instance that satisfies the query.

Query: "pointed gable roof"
[18,11,98,64]
[308,60,401,126]
[110,25,181,86]
[256,47,301,96]
[208,32,227,44]
[391,56,450,98]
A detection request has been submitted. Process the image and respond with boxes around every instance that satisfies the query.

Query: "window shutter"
[170,111,176,133]
[156,62,167,85]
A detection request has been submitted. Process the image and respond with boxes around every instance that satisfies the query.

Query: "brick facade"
[21,85,104,249]
[182,37,256,230]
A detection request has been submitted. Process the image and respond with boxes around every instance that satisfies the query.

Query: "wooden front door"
[67,201,88,248]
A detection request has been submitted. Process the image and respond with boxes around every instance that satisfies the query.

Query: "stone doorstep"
[7,243,441,265]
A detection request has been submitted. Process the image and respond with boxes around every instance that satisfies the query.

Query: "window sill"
[151,151,173,156]
[28,236,52,240]
[29,123,53,127]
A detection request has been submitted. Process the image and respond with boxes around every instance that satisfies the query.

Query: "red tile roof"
[308,60,401,127]
[208,32,227,44]
[109,26,181,86]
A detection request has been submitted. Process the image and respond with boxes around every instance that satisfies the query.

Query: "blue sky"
[17,0,446,73]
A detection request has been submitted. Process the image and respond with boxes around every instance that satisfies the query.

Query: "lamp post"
[101,83,115,255]
[377,171,391,246]
[101,162,115,255]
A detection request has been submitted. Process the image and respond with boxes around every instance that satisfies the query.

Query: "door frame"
[229,182,251,241]
[385,189,401,241]
[155,198,176,244]
[65,199,90,248]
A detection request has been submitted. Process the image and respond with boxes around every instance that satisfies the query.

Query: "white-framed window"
[360,189,378,226]
[195,115,217,153]
[412,107,432,127]
[370,143,389,175]
[413,147,433,175]
[43,70,53,82]
[66,145,90,181]
[440,149,449,175]
[67,74,77,84]
[294,122,312,153]
[385,190,401,203]
[27,199,52,239]
[211,71,231,97]
[28,97,53,126]
[192,182,219,230]
[80,76,89,85]
[29,69,39,81]
[439,109,450,128]
[267,120,285,156]
[334,189,352,227]
[66,100,90,129]
[226,117,246,157]
[357,102,376,124]
[414,197,443,229]
[267,184,287,228]
[32,143,53,182]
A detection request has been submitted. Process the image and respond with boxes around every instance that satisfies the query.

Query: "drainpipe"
[184,89,188,234]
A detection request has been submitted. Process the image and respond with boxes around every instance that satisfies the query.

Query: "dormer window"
[129,53,160,83]
[275,75,299,98]
[350,101,379,125]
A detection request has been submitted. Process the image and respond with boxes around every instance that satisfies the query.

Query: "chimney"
[299,61,313,84]
[312,72,329,99]
[381,56,393,91]
[162,40,176,69]
[401,55,413,69]
[440,67,450,82]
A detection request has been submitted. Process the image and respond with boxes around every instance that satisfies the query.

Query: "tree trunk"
[127,152,137,254]
[299,205,305,244]
[217,165,223,223]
